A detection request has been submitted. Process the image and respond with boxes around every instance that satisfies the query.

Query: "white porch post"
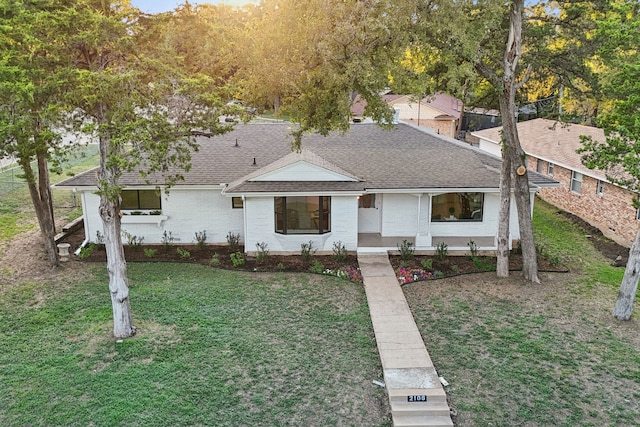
[242,195,248,253]
[415,193,432,247]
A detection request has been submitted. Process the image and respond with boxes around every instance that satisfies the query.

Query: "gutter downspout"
[242,194,248,253]
[74,189,90,255]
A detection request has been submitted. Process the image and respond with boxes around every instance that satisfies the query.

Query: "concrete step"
[390,400,451,417]
[388,387,448,404]
[392,414,454,427]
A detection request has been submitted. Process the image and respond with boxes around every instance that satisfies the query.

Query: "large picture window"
[275,196,330,234]
[121,190,161,210]
[431,192,483,222]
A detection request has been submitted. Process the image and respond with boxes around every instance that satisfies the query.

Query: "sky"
[130,0,257,14]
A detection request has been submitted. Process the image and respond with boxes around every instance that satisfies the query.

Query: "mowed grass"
[0,145,99,242]
[0,263,389,426]
[405,198,639,426]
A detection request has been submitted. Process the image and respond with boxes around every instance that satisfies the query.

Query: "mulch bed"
[388,251,569,285]
[557,210,630,266]
[81,242,360,274]
[61,225,569,282]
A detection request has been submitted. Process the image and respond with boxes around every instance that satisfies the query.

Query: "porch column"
[415,193,432,247]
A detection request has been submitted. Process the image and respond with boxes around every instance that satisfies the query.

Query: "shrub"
[230,251,245,267]
[144,248,157,258]
[397,239,415,261]
[300,241,317,262]
[95,231,105,249]
[420,258,433,270]
[549,254,562,266]
[472,256,494,272]
[177,247,191,259]
[194,230,207,250]
[310,260,325,274]
[433,270,445,279]
[468,240,479,258]
[161,230,174,250]
[332,241,348,262]
[77,243,95,259]
[451,264,459,272]
[226,231,241,252]
[123,231,144,250]
[255,241,269,264]
[435,242,448,260]
[210,253,220,267]
[276,262,285,271]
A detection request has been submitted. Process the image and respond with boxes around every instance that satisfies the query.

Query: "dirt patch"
[557,210,630,266]
[0,227,87,294]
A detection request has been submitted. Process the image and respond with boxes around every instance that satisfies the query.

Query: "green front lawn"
[0,263,389,426]
[0,144,100,242]
[405,199,639,426]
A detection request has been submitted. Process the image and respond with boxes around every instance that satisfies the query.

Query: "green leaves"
[578,0,640,193]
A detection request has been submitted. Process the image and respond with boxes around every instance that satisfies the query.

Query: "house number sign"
[407,395,427,402]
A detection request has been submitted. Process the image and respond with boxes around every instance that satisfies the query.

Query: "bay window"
[275,196,330,234]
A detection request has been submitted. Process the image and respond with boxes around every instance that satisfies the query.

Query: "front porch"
[357,233,497,255]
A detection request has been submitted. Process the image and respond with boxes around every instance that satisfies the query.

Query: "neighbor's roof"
[351,92,463,119]
[57,123,551,193]
[420,93,464,118]
[472,118,609,180]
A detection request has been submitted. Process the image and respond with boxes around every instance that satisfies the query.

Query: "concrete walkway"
[358,253,453,427]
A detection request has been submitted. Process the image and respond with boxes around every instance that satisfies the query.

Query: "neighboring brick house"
[472,118,639,248]
[351,92,463,138]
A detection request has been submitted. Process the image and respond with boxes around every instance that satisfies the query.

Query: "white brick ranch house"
[56,123,557,254]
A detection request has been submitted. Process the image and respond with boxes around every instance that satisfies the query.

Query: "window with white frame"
[570,171,583,193]
[596,180,605,195]
[547,163,554,175]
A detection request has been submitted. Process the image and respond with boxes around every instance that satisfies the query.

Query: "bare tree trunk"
[511,159,539,283]
[613,228,640,320]
[496,149,511,277]
[497,0,540,283]
[98,132,135,339]
[21,153,59,267]
[500,107,540,283]
[100,195,134,338]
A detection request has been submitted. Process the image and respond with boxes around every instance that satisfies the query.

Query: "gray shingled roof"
[57,123,549,192]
